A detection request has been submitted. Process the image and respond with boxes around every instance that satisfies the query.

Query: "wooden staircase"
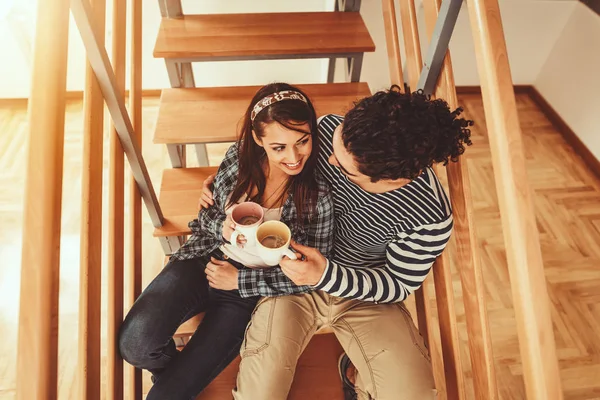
[18,0,566,398]
[151,2,375,398]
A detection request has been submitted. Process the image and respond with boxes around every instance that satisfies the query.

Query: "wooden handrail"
[107,0,127,396]
[127,0,144,397]
[421,0,499,398]
[16,0,70,398]
[70,0,164,227]
[466,0,563,398]
[78,0,105,397]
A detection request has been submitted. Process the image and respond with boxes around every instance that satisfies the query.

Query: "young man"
[200,86,472,399]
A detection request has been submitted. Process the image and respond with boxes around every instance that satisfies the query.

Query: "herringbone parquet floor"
[0,91,599,399]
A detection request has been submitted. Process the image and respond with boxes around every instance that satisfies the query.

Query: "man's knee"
[234,296,316,400]
[357,348,435,400]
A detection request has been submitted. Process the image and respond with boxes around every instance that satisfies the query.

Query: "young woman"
[118,83,334,399]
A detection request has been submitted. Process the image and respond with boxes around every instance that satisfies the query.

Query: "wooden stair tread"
[154,12,375,60]
[195,334,344,399]
[154,82,371,145]
[154,167,218,237]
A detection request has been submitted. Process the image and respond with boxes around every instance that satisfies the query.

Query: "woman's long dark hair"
[228,83,320,219]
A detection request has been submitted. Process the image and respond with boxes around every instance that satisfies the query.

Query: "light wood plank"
[432,254,466,399]
[398,0,423,89]
[466,1,563,398]
[153,12,375,59]
[153,82,371,145]
[381,0,404,86]
[15,0,70,399]
[107,0,126,397]
[78,0,106,397]
[153,167,219,237]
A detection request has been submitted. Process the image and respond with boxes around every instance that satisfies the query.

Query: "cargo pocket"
[241,297,277,357]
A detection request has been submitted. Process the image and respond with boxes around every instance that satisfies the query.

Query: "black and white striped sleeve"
[313,216,453,303]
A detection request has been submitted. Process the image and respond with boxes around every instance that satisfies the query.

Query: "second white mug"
[254,221,298,266]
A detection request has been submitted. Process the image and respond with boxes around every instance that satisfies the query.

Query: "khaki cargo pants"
[232,290,436,400]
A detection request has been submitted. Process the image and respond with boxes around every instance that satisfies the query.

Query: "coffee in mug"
[238,215,261,226]
[230,202,264,247]
[255,221,297,266]
[260,235,286,249]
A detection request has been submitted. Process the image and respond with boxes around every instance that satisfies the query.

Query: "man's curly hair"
[342,85,473,182]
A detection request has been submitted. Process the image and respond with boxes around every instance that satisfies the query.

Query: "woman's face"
[254,121,313,177]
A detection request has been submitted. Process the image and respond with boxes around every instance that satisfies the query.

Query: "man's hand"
[205,257,239,290]
[197,173,216,210]
[280,241,328,286]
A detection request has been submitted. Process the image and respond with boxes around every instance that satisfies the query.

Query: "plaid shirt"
[170,142,335,298]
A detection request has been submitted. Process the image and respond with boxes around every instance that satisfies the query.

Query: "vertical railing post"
[107,0,127,397]
[16,0,70,398]
[127,0,144,397]
[381,0,404,86]
[466,0,563,398]
[77,0,106,397]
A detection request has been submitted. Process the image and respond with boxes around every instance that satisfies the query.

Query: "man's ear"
[252,131,263,147]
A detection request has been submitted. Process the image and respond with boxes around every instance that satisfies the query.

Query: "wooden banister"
[78,0,105,397]
[421,0,499,398]
[107,0,127,397]
[127,0,144,397]
[466,0,563,398]
[70,0,164,228]
[16,0,70,398]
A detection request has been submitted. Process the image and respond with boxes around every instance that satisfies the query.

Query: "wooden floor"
[0,91,599,399]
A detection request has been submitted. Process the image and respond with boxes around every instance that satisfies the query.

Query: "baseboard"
[455,85,532,94]
[0,89,162,107]
[527,87,600,180]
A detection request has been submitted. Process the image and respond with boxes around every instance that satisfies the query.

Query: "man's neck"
[359,178,413,194]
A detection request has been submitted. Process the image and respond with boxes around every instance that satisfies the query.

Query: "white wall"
[535,3,600,160]
[352,0,577,92]
[0,0,331,98]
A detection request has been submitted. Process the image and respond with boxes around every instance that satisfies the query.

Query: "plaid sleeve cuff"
[237,268,261,298]
[313,258,331,289]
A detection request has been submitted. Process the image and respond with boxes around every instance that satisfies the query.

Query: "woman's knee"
[118,316,148,366]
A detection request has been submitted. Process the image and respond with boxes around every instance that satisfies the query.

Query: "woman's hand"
[222,214,247,246]
[222,214,236,242]
[197,173,216,210]
[205,257,239,290]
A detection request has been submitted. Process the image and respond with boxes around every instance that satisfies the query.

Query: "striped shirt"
[313,115,454,303]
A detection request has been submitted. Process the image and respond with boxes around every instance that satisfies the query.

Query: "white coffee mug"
[255,221,298,266]
[230,202,264,248]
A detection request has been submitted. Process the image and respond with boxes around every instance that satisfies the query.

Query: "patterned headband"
[250,90,308,122]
